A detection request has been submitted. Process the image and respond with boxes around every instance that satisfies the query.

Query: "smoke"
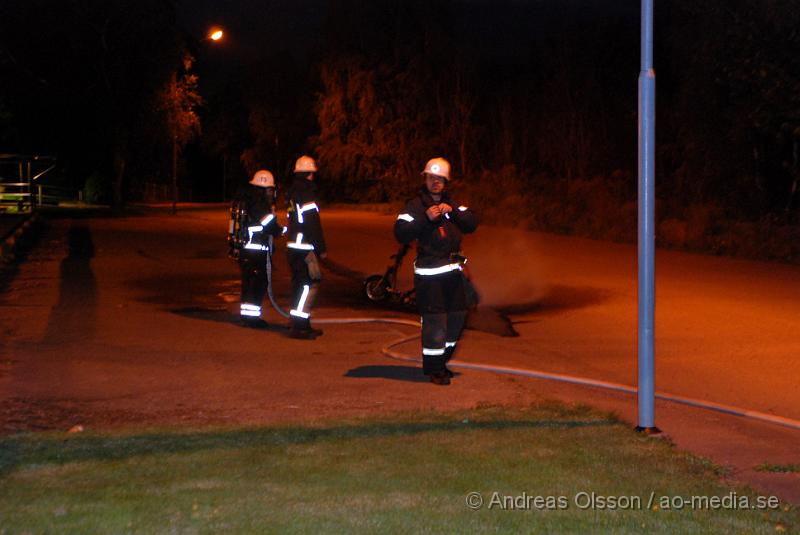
[463,228,548,307]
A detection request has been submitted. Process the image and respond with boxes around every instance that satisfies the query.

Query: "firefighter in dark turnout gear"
[394,157,479,385]
[228,169,285,324]
[285,155,327,339]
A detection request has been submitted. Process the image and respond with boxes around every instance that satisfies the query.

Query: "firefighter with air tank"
[228,169,285,325]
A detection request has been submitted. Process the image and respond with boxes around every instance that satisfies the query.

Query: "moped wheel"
[364,275,390,302]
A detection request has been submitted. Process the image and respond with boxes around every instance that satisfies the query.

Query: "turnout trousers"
[287,250,322,330]
[239,250,269,319]
[415,270,468,375]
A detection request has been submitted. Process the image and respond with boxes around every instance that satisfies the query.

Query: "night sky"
[178,0,639,66]
[177,0,327,64]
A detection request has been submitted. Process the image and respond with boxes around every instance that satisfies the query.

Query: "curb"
[1,212,41,263]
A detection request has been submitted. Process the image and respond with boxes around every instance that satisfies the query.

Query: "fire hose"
[263,246,800,432]
[265,237,290,320]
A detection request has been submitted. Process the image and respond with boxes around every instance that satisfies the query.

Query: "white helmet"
[294,155,318,173]
[421,157,451,180]
[250,169,275,188]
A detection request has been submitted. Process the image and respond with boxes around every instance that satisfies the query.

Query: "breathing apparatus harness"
[228,198,249,257]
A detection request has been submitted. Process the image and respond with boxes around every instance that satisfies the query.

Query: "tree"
[661,0,800,218]
[159,53,202,213]
[313,0,478,201]
[238,50,316,184]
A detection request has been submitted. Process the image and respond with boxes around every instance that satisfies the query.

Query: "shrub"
[83,171,111,205]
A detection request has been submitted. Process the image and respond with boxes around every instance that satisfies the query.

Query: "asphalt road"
[329,206,800,422]
[1,204,798,502]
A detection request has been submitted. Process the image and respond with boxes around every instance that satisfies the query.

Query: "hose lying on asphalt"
[265,244,419,329]
[382,333,800,432]
[265,254,800,432]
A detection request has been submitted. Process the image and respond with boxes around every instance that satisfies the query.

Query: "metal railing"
[0,154,78,213]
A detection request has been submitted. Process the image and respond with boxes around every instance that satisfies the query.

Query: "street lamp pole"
[172,134,178,214]
[171,72,178,215]
[170,27,224,214]
[637,0,660,434]
[222,153,227,201]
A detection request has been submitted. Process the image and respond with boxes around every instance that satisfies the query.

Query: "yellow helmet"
[293,155,318,173]
[421,157,451,180]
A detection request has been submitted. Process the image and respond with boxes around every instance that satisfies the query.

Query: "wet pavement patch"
[133,276,239,308]
[466,306,518,337]
[498,284,611,316]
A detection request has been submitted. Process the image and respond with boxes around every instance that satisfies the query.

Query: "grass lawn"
[0,404,796,534]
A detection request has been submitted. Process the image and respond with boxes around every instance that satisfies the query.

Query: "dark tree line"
[310,1,638,198]
[660,0,800,217]
[2,0,798,259]
[306,0,799,259]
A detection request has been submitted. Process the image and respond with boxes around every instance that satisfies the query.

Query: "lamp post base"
[635,426,662,435]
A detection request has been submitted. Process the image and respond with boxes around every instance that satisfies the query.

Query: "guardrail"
[0,182,79,210]
[0,154,79,213]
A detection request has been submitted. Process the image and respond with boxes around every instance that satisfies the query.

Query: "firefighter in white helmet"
[228,169,285,325]
[285,155,327,339]
[394,157,479,384]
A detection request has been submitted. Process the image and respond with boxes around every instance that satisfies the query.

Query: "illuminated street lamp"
[204,27,230,200]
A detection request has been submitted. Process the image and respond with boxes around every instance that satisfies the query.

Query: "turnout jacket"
[394,188,478,272]
[286,176,327,255]
[231,185,284,252]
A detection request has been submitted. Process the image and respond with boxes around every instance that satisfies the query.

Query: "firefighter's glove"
[451,253,467,265]
[425,205,442,221]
